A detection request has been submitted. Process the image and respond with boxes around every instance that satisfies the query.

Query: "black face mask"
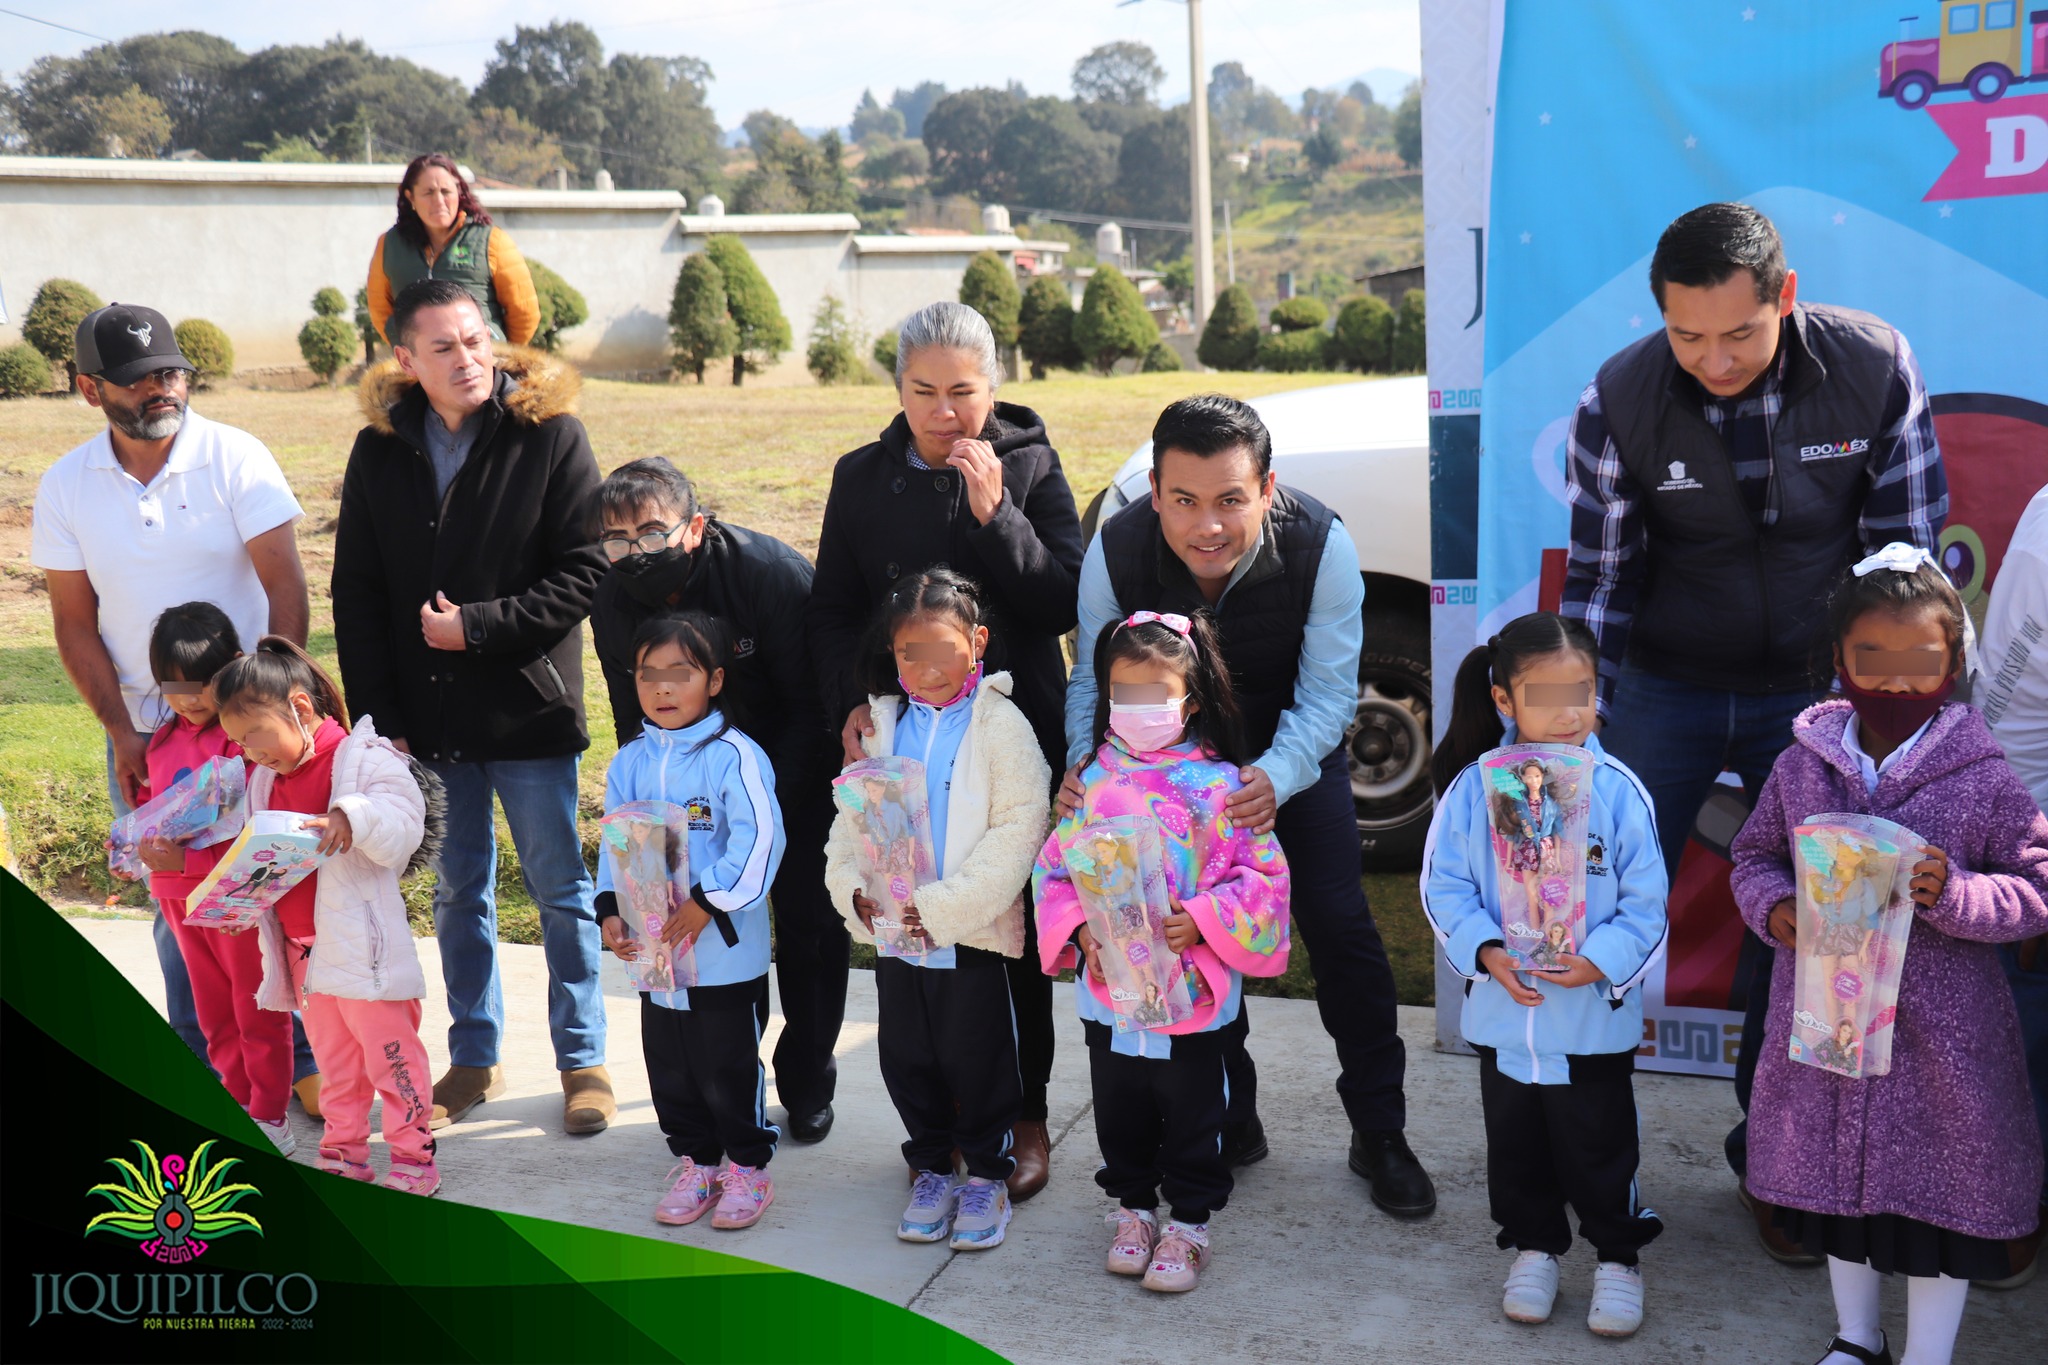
[615,543,695,606]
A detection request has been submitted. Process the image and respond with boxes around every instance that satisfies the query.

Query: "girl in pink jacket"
[1034,611,1290,1295]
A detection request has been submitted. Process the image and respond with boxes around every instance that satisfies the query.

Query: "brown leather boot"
[431,1064,505,1128]
[293,1073,323,1120]
[562,1066,617,1135]
[1739,1180,1822,1266]
[1006,1119,1050,1203]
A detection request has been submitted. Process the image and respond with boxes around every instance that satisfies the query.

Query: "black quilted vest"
[1597,303,1902,693]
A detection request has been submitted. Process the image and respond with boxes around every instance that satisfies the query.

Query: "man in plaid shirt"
[1559,202,1947,1267]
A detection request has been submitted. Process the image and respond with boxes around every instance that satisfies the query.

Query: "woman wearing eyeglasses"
[588,456,851,1148]
[365,153,540,349]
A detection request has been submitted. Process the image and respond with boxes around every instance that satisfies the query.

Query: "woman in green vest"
[366,153,540,348]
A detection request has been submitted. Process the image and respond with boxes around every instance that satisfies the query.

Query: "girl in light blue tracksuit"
[1421,612,1669,1338]
[596,611,786,1233]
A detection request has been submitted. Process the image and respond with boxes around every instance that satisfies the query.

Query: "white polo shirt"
[31,408,303,732]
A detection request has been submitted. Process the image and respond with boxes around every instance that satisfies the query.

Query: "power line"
[0,5,109,44]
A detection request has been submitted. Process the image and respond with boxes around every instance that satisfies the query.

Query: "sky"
[0,0,1421,131]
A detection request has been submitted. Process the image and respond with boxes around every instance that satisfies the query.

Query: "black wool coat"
[330,347,606,763]
[804,401,1084,774]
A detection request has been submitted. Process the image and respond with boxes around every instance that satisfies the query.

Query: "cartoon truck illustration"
[1881,3,2048,106]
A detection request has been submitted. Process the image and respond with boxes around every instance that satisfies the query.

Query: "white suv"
[1081,375,1435,869]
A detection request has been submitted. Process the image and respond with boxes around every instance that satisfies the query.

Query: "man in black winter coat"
[589,456,848,1141]
[331,279,614,1137]
[804,301,1084,1202]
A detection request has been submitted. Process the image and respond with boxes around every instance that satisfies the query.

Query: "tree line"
[1,25,1419,227]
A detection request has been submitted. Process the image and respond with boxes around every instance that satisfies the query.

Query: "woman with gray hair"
[805,299,1084,1203]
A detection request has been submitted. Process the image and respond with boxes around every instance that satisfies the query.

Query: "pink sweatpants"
[286,938,435,1167]
[165,899,294,1122]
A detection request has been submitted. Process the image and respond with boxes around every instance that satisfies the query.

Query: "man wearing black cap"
[32,303,312,1095]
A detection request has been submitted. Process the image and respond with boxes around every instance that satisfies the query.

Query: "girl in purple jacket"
[1731,545,2048,1365]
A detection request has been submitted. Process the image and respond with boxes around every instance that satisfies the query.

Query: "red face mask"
[1836,670,1956,746]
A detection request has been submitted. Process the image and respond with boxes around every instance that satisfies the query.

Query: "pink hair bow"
[1119,611,1195,651]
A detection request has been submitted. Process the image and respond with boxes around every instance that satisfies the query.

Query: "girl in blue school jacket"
[596,610,786,1234]
[1420,612,1668,1338]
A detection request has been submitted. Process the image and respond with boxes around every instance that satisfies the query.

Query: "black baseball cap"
[74,304,193,386]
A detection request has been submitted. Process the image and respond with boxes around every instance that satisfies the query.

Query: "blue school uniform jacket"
[1421,730,1669,1084]
[600,712,785,1006]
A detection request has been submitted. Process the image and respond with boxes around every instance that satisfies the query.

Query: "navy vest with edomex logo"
[1100,484,1335,754]
[1597,302,1898,694]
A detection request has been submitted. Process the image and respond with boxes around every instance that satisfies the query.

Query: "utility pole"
[1222,199,1235,284]
[1187,0,1216,334]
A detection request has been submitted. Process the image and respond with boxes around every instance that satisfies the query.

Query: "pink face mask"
[1108,699,1187,752]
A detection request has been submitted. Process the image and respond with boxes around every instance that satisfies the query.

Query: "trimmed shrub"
[311,286,348,318]
[806,296,866,385]
[1017,274,1079,380]
[173,319,234,388]
[702,235,790,386]
[527,258,588,353]
[871,329,899,377]
[1196,283,1259,370]
[1074,265,1158,375]
[353,286,379,361]
[958,249,1021,347]
[669,253,736,383]
[1256,327,1333,373]
[0,342,53,398]
[1269,296,1329,332]
[1392,287,1426,372]
[22,278,104,386]
[298,315,358,385]
[1332,294,1395,372]
[1140,340,1183,373]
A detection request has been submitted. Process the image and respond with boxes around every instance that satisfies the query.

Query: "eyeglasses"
[601,524,680,560]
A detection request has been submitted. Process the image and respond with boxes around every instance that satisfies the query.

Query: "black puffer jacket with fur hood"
[332,346,606,763]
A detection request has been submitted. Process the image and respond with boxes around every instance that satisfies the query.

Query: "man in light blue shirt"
[1059,393,1436,1220]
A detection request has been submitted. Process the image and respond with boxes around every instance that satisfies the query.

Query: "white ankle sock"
[1825,1256,1884,1359]
[1900,1273,1968,1365]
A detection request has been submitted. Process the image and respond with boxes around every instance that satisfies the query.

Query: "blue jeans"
[1599,664,1823,1178]
[2002,939,2048,1210]
[107,734,318,1083]
[427,755,605,1072]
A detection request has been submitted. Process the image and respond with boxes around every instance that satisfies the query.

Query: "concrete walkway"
[74,918,2039,1363]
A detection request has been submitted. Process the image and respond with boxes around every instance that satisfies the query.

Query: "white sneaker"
[254,1117,298,1156]
[1587,1261,1644,1337]
[1502,1250,1559,1323]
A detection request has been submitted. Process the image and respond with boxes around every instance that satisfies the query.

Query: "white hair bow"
[1851,542,1939,578]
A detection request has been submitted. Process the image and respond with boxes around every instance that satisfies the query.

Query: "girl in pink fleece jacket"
[1034,611,1290,1295]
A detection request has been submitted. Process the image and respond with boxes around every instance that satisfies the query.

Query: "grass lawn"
[1,368,1431,1006]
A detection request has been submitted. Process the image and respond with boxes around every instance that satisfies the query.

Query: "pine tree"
[668,253,735,383]
[958,249,1021,349]
[702,235,790,386]
[1196,283,1259,371]
[1018,275,1080,380]
[1073,265,1158,376]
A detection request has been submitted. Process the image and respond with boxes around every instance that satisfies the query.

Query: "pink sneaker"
[655,1159,716,1226]
[710,1163,774,1230]
[316,1153,374,1183]
[1106,1207,1158,1275]
[1141,1221,1210,1293]
[381,1159,442,1197]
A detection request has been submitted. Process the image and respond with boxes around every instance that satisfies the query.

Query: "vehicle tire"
[1891,72,1934,109]
[1966,63,2011,102]
[1350,603,1433,870]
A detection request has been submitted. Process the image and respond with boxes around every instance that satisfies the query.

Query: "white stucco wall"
[0,158,1066,382]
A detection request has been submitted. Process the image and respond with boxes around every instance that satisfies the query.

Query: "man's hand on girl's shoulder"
[1225,766,1276,834]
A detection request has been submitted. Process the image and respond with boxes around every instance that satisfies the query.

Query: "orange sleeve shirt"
[488,228,542,346]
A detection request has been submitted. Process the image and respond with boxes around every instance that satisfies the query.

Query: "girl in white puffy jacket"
[825,569,1051,1252]
[216,638,439,1196]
